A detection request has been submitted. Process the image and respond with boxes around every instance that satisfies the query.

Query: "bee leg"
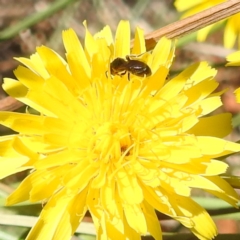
[127,72,130,81]
[105,70,113,79]
[120,71,126,76]
[105,70,109,78]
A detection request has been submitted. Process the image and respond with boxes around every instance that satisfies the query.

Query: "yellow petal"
[62,28,91,84]
[142,201,162,240]
[205,176,239,207]
[224,14,240,49]
[188,113,232,137]
[83,21,99,59]
[196,136,240,156]
[151,37,173,74]
[114,20,130,58]
[116,168,143,204]
[94,25,113,46]
[26,189,87,240]
[226,51,240,66]
[15,52,49,79]
[123,204,147,234]
[131,27,146,54]
[173,196,217,240]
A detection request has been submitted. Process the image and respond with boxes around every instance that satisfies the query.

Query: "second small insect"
[110,55,152,79]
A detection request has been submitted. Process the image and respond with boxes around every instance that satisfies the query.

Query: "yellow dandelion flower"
[1,20,240,240]
[226,51,240,102]
[174,0,240,49]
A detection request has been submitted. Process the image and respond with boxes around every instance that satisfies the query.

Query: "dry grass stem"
[140,0,240,51]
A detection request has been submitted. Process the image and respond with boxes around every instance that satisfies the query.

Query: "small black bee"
[110,55,152,79]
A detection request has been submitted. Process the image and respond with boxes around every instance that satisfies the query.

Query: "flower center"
[91,122,132,162]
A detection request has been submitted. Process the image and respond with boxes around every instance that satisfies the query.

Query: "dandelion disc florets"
[0,20,239,240]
